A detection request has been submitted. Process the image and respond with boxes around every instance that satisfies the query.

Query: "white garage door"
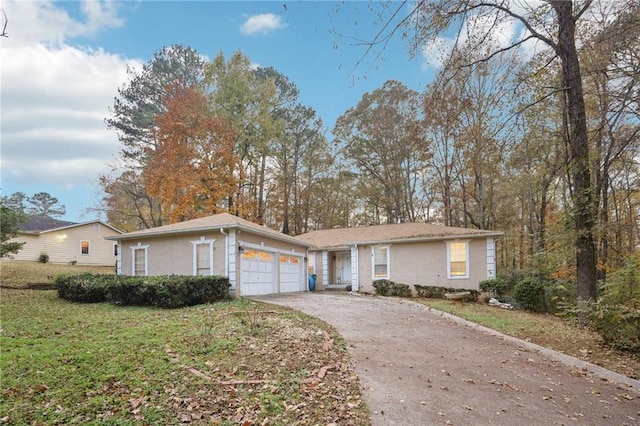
[240,250,275,296]
[279,255,304,293]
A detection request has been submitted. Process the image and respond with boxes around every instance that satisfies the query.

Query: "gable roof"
[18,216,123,235]
[106,213,311,247]
[18,215,77,232]
[295,222,503,249]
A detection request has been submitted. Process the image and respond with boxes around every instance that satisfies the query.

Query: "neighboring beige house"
[295,222,503,293]
[8,217,123,266]
[105,213,312,297]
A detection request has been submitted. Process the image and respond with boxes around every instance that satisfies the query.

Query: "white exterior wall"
[8,223,120,266]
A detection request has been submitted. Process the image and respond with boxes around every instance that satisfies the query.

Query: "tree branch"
[1,9,8,38]
[575,0,594,21]
[470,2,557,51]
[458,34,538,69]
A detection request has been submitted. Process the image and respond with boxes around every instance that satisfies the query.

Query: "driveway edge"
[415,300,640,394]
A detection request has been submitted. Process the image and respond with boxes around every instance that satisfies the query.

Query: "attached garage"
[106,213,312,297]
[239,250,305,296]
[240,249,276,296]
[279,254,304,293]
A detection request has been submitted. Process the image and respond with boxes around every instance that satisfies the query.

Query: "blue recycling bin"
[308,274,316,292]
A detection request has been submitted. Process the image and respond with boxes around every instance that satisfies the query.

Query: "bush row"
[373,279,479,301]
[586,256,640,353]
[56,273,230,308]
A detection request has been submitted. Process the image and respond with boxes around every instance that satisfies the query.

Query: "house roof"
[18,215,77,232]
[295,222,503,249]
[106,213,312,247]
[18,216,123,235]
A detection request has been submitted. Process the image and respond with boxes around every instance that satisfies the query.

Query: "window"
[131,243,149,276]
[447,241,469,279]
[191,237,215,276]
[372,246,389,278]
[81,240,90,255]
[113,244,118,256]
[195,243,211,275]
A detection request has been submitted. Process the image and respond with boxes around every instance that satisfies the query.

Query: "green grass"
[424,299,540,334]
[421,298,640,379]
[1,260,114,288]
[1,289,369,425]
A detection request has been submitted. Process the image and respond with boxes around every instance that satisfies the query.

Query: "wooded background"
[99,1,639,295]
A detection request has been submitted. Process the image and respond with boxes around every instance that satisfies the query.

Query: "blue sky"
[1,1,441,223]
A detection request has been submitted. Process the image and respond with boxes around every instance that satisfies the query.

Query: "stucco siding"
[119,232,226,276]
[237,232,306,254]
[8,223,119,266]
[117,229,307,278]
[352,238,491,294]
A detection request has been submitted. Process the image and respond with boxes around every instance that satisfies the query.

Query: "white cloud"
[420,7,538,70]
[421,36,456,70]
[240,13,286,35]
[0,0,140,208]
[1,0,124,46]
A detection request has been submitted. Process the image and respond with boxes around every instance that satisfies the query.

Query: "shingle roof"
[108,213,311,247]
[18,215,77,232]
[295,222,503,249]
[18,216,123,235]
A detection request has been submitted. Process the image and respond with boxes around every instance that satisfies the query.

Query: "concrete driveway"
[253,292,640,425]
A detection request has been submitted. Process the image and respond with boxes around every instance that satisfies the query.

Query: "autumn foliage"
[146,85,238,223]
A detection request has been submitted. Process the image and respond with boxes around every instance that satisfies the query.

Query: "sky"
[0,0,481,223]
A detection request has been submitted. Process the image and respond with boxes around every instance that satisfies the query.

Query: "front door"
[336,252,351,284]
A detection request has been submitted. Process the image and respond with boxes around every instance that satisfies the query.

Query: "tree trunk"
[552,1,597,300]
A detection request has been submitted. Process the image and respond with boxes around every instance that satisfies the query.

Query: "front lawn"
[0,289,368,425]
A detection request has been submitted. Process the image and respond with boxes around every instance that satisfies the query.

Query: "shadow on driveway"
[253,292,640,426]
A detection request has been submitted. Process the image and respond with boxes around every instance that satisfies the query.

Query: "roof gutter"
[308,231,504,250]
[105,223,313,247]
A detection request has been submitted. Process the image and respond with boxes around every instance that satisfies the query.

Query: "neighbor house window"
[191,237,215,276]
[81,240,90,255]
[372,246,389,279]
[131,243,150,276]
[447,240,469,279]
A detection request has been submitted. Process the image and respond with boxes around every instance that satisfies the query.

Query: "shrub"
[413,284,479,302]
[479,278,508,298]
[390,283,412,297]
[55,273,111,303]
[39,253,49,264]
[372,279,392,296]
[56,274,231,308]
[513,278,546,312]
[372,280,413,298]
[587,256,640,352]
[543,279,576,314]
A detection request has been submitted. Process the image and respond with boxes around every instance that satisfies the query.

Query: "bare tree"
[347,0,602,300]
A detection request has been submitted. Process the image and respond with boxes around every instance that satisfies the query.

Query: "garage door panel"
[241,250,275,296]
[280,255,303,293]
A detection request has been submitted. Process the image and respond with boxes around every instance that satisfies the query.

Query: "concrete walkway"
[253,292,640,426]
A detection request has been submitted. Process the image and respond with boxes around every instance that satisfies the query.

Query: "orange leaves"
[146,85,239,223]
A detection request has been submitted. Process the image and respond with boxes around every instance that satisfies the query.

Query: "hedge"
[414,284,479,302]
[372,280,478,301]
[56,274,230,308]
